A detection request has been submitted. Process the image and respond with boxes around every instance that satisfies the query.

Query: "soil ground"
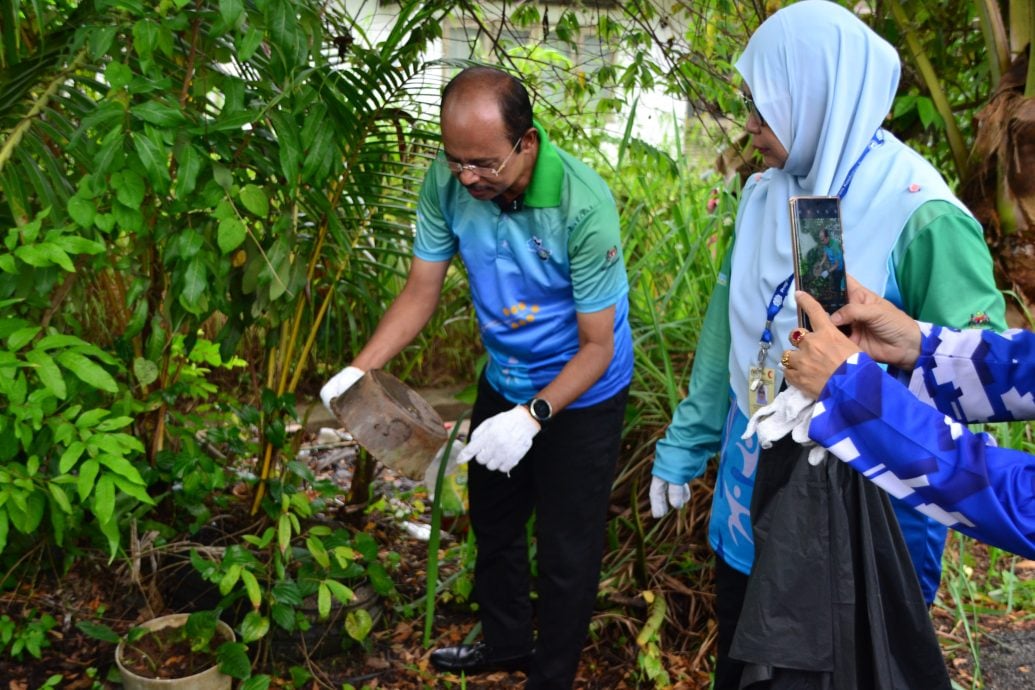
[3,520,1033,689]
[976,619,1035,689]
[2,401,1033,688]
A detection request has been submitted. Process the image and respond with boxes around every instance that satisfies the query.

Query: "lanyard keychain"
[747,129,884,416]
[748,274,793,414]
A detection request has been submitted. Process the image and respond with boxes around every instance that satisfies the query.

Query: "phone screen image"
[789,195,847,328]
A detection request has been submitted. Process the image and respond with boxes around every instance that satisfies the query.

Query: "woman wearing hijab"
[649,2,1005,687]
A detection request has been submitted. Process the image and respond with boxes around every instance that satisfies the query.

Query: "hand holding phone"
[789,195,848,330]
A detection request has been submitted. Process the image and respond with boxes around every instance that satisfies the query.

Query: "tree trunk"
[958,48,1035,324]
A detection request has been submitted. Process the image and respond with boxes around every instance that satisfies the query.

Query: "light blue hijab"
[727,0,967,416]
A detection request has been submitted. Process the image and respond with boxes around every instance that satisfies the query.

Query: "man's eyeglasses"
[741,93,766,128]
[443,136,523,178]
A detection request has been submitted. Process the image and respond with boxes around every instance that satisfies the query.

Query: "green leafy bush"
[0,212,152,560]
[0,611,57,660]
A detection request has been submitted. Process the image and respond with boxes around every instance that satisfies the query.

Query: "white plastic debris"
[423,440,466,493]
[401,521,433,541]
[316,427,353,445]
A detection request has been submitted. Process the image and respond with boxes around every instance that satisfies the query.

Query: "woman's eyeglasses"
[442,137,522,178]
[741,93,766,128]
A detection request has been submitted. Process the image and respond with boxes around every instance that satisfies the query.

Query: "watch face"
[530,398,551,421]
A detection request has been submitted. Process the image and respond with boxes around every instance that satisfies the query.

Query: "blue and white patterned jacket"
[809,324,1035,559]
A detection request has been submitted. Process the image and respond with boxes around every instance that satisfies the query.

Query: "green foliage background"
[1,0,1032,684]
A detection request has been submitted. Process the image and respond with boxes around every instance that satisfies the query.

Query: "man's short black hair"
[442,66,533,145]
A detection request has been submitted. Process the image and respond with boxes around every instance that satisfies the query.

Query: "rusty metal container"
[331,369,447,480]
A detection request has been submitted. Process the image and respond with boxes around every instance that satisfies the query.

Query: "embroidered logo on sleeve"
[602,245,619,270]
[968,311,990,327]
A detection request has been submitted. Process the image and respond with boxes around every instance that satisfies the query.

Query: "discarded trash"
[423,441,469,517]
[316,427,353,445]
[402,521,433,541]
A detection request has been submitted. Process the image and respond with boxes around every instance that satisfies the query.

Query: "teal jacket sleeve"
[652,249,732,485]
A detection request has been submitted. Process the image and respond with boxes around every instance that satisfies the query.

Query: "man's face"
[441,132,522,200]
[440,97,532,202]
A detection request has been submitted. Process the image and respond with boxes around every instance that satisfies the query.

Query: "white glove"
[743,385,828,466]
[457,405,540,474]
[320,366,364,413]
[649,476,691,518]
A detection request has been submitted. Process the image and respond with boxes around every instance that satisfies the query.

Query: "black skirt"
[729,434,951,690]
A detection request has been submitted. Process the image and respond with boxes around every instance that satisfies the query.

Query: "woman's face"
[743,87,788,169]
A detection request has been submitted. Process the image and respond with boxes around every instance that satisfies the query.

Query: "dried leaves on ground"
[2,430,1033,688]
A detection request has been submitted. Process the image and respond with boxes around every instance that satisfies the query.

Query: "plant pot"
[115,613,235,690]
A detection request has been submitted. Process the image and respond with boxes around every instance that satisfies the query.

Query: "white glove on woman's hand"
[649,476,691,518]
[743,385,827,466]
[457,405,540,474]
[743,385,814,448]
[320,366,364,413]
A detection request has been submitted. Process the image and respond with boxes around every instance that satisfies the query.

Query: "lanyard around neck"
[755,129,885,368]
[836,130,884,199]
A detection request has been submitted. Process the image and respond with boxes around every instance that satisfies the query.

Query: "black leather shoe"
[430,642,531,674]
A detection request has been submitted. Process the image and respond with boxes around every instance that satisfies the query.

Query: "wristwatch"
[527,397,553,423]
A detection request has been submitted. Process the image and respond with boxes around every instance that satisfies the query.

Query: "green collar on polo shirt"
[522,120,563,209]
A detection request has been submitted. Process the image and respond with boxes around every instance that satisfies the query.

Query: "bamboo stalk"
[1024,0,1035,96]
[886,0,968,179]
[975,0,1010,87]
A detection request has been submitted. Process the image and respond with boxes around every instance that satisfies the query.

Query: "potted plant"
[79,610,243,689]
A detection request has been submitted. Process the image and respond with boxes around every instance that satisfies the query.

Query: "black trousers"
[467,373,628,690]
[714,557,750,690]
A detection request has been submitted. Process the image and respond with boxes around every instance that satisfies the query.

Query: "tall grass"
[936,419,1035,688]
[553,110,740,683]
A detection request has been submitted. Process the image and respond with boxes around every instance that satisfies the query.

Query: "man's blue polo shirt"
[413,124,632,407]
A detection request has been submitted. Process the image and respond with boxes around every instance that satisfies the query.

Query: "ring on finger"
[780,350,792,367]
[790,328,808,346]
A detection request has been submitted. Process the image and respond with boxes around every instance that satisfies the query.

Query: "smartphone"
[789,195,848,330]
